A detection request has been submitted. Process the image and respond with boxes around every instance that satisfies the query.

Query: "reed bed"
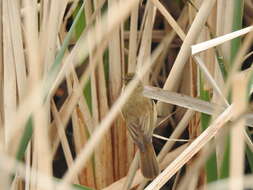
[1,0,253,190]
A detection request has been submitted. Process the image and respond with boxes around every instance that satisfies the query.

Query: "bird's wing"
[127,109,154,152]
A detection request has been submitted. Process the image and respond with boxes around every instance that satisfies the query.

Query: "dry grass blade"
[152,134,189,142]
[192,25,253,55]
[128,4,139,72]
[230,73,247,190]
[144,86,225,115]
[143,86,253,127]
[145,105,234,190]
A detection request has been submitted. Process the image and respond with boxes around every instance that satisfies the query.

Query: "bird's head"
[123,73,144,92]
[123,73,135,85]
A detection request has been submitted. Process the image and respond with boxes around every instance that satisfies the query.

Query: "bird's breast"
[122,95,152,122]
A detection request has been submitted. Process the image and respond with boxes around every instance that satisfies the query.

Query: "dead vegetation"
[1,0,253,190]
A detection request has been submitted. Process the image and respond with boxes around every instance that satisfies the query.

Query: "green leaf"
[206,150,218,183]
[220,135,230,179]
[199,71,218,182]
[230,0,244,63]
[73,2,86,40]
[83,78,92,113]
[246,145,253,172]
[54,177,94,190]
[15,117,33,161]
[72,183,94,190]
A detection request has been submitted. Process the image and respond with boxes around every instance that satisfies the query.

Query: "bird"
[121,73,159,179]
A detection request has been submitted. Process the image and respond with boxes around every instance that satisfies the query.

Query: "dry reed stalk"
[7,0,27,100]
[90,70,104,188]
[3,0,17,151]
[219,0,234,63]
[122,152,139,190]
[33,105,54,190]
[108,0,128,180]
[128,4,139,72]
[23,0,40,83]
[230,73,247,190]
[96,42,115,188]
[22,9,40,184]
[0,0,3,128]
[145,105,234,190]
[40,0,68,71]
[73,106,96,188]
[136,1,156,83]
[157,0,216,116]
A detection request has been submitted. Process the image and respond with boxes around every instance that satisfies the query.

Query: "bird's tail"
[139,142,160,179]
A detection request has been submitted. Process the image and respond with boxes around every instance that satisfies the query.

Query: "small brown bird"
[121,73,160,179]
